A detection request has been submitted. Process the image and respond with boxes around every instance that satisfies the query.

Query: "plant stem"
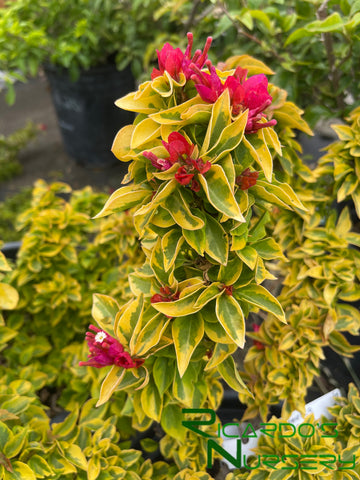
[184,0,201,35]
[316,0,346,112]
[216,0,285,63]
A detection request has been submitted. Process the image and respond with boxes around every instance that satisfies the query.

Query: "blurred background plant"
[0,187,32,242]
[0,0,184,102]
[0,180,145,415]
[0,122,39,182]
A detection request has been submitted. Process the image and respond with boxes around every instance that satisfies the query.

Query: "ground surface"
[0,74,129,202]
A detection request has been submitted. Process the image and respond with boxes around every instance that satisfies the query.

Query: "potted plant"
[1,28,360,480]
[0,0,177,168]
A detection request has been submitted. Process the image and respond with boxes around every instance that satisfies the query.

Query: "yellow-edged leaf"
[96,366,125,406]
[199,165,245,222]
[0,283,19,310]
[161,229,184,272]
[173,313,204,377]
[131,117,161,149]
[94,184,152,218]
[164,190,205,230]
[92,294,119,336]
[215,294,246,348]
[217,356,251,395]
[235,284,286,323]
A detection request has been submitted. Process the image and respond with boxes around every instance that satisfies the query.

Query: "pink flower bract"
[151,32,212,82]
[191,64,277,134]
[143,132,211,190]
[79,324,144,369]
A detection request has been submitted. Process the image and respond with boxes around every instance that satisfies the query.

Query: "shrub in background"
[1,180,144,413]
[0,187,32,242]
[239,106,360,420]
[0,0,185,102]
[317,105,360,219]
[0,122,39,181]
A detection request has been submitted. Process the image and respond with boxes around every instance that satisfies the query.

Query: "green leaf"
[52,408,79,438]
[141,379,162,422]
[256,180,306,211]
[328,331,360,356]
[0,252,11,272]
[0,421,12,449]
[132,313,170,356]
[1,396,34,415]
[65,444,88,470]
[215,294,245,348]
[199,165,245,222]
[253,237,285,260]
[96,366,125,407]
[218,254,243,284]
[115,295,145,345]
[204,318,234,344]
[28,455,54,478]
[161,229,184,272]
[151,288,204,317]
[150,96,203,125]
[173,363,197,406]
[0,283,19,310]
[135,179,177,219]
[173,313,204,377]
[92,294,119,336]
[234,284,286,323]
[249,128,273,181]
[183,223,206,256]
[306,12,344,32]
[217,356,251,395]
[150,237,174,285]
[4,461,36,480]
[164,190,205,230]
[268,368,290,385]
[194,283,223,309]
[268,469,293,480]
[201,89,231,154]
[285,27,312,45]
[205,108,247,161]
[205,343,237,371]
[161,403,186,442]
[153,357,174,396]
[4,429,27,458]
[204,214,229,265]
[236,246,258,270]
[94,184,152,218]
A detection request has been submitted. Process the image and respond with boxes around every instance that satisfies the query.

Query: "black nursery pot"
[44,63,135,168]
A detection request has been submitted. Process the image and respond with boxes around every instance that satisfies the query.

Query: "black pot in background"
[44,63,135,169]
[1,241,21,260]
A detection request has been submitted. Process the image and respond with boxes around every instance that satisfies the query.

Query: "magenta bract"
[79,324,144,369]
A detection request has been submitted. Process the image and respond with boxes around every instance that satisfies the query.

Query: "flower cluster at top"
[192,63,276,134]
[151,32,212,82]
[79,325,144,369]
[143,132,211,191]
[151,33,276,134]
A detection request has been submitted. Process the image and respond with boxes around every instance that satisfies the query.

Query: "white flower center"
[95,331,107,343]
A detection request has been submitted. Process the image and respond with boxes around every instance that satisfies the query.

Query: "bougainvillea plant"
[79,33,312,470]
